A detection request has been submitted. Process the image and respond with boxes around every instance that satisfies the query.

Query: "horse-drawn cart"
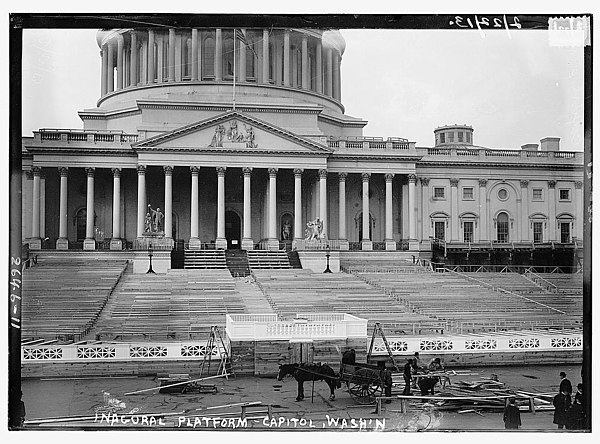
[339,362,385,404]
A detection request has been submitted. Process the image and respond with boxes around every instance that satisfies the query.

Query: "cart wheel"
[347,368,383,404]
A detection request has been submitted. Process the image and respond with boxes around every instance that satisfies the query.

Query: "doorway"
[225,210,241,249]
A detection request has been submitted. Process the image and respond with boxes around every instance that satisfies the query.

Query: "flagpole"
[232,29,236,110]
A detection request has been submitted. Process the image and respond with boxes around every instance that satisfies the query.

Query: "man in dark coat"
[559,372,572,395]
[403,359,413,395]
[553,390,571,429]
[503,397,521,429]
[378,361,393,403]
[567,383,585,430]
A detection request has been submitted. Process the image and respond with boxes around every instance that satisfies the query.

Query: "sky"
[21,22,585,151]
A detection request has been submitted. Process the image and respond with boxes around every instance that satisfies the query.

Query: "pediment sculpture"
[209,120,257,148]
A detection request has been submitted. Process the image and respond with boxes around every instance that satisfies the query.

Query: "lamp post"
[147,242,156,274]
[324,245,332,273]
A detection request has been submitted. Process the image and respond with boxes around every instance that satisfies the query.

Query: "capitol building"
[21,26,584,269]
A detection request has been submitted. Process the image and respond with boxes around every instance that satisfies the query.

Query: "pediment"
[133,111,331,154]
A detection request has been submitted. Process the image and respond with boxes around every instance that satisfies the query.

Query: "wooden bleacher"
[252,269,445,334]
[93,268,250,340]
[21,258,128,341]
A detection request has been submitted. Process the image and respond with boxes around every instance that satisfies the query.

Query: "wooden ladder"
[367,322,400,371]
[200,325,235,379]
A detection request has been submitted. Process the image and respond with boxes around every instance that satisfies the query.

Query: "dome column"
[283,30,290,87]
[267,168,279,250]
[238,28,246,83]
[332,50,340,101]
[101,45,108,95]
[242,167,254,250]
[315,39,323,94]
[191,29,199,81]
[55,167,69,250]
[168,29,175,82]
[130,32,138,86]
[215,28,223,82]
[189,167,201,250]
[147,29,155,84]
[107,43,114,93]
[385,173,396,250]
[215,167,227,249]
[110,168,123,250]
[301,34,308,90]
[262,29,269,84]
[116,35,124,90]
[83,168,96,250]
[325,48,333,97]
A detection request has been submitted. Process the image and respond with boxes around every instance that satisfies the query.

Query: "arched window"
[496,212,509,243]
[202,36,215,79]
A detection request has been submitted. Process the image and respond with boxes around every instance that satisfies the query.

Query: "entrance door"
[225,210,241,249]
[290,341,314,364]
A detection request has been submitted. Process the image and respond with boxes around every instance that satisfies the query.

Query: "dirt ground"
[19,364,587,434]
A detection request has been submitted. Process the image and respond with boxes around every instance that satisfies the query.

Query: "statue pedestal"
[28,238,42,250]
[241,238,254,250]
[110,239,123,250]
[267,238,279,251]
[409,240,420,251]
[385,240,397,251]
[361,240,373,251]
[188,237,202,250]
[338,239,349,251]
[83,238,96,250]
[56,238,69,250]
[215,238,228,250]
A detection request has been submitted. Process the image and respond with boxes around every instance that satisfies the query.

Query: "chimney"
[539,137,560,151]
[521,143,539,151]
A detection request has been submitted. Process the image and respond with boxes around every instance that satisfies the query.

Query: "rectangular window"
[497,220,509,242]
[462,187,474,200]
[559,189,570,201]
[533,222,543,243]
[466,132,471,143]
[433,187,445,199]
[434,221,445,241]
[440,133,445,144]
[448,132,454,142]
[458,132,464,142]
[463,221,474,243]
[532,188,543,201]
[560,222,571,243]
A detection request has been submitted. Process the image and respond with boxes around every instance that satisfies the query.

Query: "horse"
[277,363,341,402]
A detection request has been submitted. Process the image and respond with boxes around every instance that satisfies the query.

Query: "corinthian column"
[110,168,123,250]
[338,172,349,250]
[215,166,227,249]
[520,180,529,242]
[83,168,96,250]
[242,167,254,250]
[164,166,173,239]
[294,169,303,241]
[361,173,372,250]
[478,179,488,242]
[385,173,396,250]
[318,169,328,238]
[408,174,417,242]
[136,165,147,238]
[189,167,201,249]
[449,177,459,242]
[548,180,557,241]
[29,167,41,249]
[56,167,69,249]
[267,168,278,250]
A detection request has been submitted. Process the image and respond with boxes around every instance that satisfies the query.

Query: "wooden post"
[375,398,382,415]
[267,405,273,418]
[529,396,536,414]
[311,378,315,403]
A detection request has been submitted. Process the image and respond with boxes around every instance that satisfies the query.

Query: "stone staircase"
[184,250,227,269]
[286,250,303,269]
[247,250,291,269]
[225,250,251,277]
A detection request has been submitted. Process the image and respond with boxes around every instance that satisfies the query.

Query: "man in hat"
[503,397,521,429]
[559,371,572,395]
[403,359,413,395]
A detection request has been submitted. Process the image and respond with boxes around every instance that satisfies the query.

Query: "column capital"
[338,172,348,181]
[137,165,147,175]
[58,167,69,177]
[111,168,122,177]
[361,172,371,182]
[268,167,278,177]
[384,173,395,182]
[242,167,253,176]
[420,177,430,186]
[217,166,226,176]
[520,179,529,188]
[85,167,96,177]
[163,166,174,175]
[548,179,557,189]
[190,166,200,175]
[449,177,459,187]
[31,166,42,176]
[478,178,488,187]
[293,168,304,177]
[408,173,417,184]
[575,180,583,189]
[318,169,328,179]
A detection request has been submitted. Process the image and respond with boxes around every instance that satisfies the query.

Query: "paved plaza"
[20,364,586,432]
